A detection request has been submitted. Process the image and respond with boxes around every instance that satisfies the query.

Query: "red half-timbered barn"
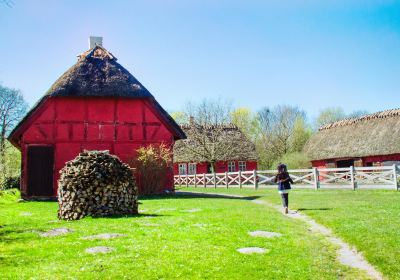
[304,109,400,168]
[8,38,185,199]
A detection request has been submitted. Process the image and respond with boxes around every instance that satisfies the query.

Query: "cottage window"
[228,161,236,172]
[179,163,187,175]
[238,161,246,171]
[188,163,197,175]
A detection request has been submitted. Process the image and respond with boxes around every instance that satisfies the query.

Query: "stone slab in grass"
[237,247,269,254]
[248,231,282,238]
[85,246,114,254]
[181,208,201,213]
[40,228,72,237]
[82,233,126,240]
[141,222,160,227]
[20,212,32,216]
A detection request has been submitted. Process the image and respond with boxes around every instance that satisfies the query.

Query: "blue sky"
[0,0,399,119]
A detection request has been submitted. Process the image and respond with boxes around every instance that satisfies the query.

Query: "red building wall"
[173,160,258,174]
[19,96,175,197]
[311,153,400,168]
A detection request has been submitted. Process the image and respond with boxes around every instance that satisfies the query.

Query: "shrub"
[1,176,20,190]
[131,144,173,195]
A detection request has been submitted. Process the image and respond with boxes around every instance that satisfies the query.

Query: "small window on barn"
[188,163,197,175]
[228,161,236,172]
[238,161,246,171]
[179,163,187,175]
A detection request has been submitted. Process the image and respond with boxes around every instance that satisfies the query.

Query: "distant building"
[8,38,185,198]
[173,123,257,174]
[304,109,400,168]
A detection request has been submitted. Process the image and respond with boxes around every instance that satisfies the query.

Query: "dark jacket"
[275,172,293,191]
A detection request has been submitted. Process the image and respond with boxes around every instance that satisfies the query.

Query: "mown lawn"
[181,186,400,279]
[0,189,367,279]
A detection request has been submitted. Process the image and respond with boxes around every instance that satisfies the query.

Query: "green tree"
[230,107,260,141]
[315,107,346,129]
[290,117,313,153]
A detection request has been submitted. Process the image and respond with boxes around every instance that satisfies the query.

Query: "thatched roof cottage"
[173,123,258,174]
[8,37,185,198]
[304,109,400,167]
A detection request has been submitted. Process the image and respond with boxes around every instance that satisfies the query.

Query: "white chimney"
[89,36,103,49]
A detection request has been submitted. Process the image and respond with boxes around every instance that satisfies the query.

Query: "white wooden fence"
[174,165,400,190]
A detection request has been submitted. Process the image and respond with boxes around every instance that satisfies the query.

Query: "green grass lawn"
[180,186,400,279]
[0,189,367,280]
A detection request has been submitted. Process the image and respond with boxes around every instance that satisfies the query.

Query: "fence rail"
[174,165,399,190]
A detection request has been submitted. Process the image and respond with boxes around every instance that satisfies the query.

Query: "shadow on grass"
[173,191,262,201]
[91,213,164,219]
[297,208,333,211]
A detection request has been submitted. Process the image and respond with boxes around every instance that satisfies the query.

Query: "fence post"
[312,167,320,190]
[194,173,197,188]
[225,172,229,188]
[238,170,242,188]
[393,164,398,191]
[178,174,181,187]
[186,174,189,188]
[253,169,258,189]
[213,173,217,188]
[203,173,206,188]
[349,166,356,190]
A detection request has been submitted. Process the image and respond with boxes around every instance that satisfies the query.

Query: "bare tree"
[174,98,256,173]
[257,105,307,168]
[0,85,28,179]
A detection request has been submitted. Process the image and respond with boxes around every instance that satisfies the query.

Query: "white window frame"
[179,163,187,175]
[188,163,197,175]
[238,161,246,172]
[228,161,236,172]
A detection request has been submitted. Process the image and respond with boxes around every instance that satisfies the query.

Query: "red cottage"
[173,123,258,175]
[8,38,185,199]
[304,109,400,168]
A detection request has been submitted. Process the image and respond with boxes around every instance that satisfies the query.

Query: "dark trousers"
[281,193,289,208]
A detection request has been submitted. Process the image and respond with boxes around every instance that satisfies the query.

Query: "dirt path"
[176,191,383,280]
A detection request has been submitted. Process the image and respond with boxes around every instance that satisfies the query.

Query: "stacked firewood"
[58,150,138,220]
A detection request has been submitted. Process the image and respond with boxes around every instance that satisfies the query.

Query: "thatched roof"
[9,45,185,144]
[304,109,400,161]
[173,124,257,162]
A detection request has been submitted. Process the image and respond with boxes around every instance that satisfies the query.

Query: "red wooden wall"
[19,96,175,197]
[311,153,400,168]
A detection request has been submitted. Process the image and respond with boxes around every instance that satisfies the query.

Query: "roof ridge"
[319,108,400,131]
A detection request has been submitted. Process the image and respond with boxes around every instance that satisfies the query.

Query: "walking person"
[275,163,293,214]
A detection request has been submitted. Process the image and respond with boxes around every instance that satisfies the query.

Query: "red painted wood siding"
[19,96,175,197]
[311,154,400,168]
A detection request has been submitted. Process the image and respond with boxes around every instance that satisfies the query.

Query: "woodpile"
[58,151,138,220]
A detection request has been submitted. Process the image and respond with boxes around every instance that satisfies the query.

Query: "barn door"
[27,146,54,197]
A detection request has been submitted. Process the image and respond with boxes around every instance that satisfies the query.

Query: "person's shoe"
[284,207,289,214]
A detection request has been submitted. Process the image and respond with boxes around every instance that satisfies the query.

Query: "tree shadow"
[296,208,332,211]
[173,191,262,201]
[91,213,164,219]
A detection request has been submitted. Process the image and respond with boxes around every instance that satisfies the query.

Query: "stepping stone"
[85,246,114,254]
[40,228,72,237]
[47,220,60,224]
[182,208,201,213]
[20,212,32,216]
[154,208,176,213]
[193,223,207,227]
[237,247,269,254]
[248,231,282,238]
[142,223,159,227]
[82,233,126,240]
[138,209,148,213]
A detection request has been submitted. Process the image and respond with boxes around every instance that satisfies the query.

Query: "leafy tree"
[0,85,28,186]
[315,107,346,129]
[272,152,311,170]
[170,111,188,124]
[230,107,260,141]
